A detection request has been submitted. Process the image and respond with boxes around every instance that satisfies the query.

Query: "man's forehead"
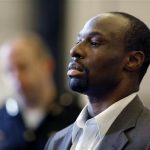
[86,13,129,27]
[1,42,36,62]
[79,13,129,38]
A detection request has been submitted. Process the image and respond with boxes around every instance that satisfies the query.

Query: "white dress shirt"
[71,92,137,150]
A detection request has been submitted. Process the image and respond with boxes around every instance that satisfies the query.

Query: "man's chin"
[69,77,88,93]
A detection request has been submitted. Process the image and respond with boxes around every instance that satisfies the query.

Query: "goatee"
[69,77,88,93]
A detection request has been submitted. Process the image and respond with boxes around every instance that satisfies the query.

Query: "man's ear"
[124,51,145,71]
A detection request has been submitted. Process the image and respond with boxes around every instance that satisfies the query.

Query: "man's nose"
[70,44,85,61]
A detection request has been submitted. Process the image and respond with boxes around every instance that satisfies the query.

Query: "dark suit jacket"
[0,101,80,150]
[45,96,150,150]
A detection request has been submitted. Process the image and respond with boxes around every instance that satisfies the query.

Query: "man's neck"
[87,84,139,117]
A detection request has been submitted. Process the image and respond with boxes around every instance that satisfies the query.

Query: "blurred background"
[0,0,150,107]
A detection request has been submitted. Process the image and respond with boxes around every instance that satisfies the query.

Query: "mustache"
[68,60,88,74]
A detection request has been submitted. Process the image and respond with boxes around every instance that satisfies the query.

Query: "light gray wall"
[0,0,34,44]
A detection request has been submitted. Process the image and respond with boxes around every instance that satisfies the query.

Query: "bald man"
[0,33,80,150]
[45,12,150,150]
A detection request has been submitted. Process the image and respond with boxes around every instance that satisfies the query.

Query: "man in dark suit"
[0,33,80,150]
[45,12,150,150]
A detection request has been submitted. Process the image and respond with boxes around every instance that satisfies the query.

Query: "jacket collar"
[97,96,143,150]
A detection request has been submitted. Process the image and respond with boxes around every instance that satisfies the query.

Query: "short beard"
[69,77,88,94]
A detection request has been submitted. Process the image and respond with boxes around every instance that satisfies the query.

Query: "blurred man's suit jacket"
[0,100,80,150]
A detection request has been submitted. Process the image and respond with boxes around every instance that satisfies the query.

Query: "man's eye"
[90,42,100,47]
[75,41,80,44]
[75,40,81,44]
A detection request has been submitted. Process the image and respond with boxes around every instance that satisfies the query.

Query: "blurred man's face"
[1,40,49,106]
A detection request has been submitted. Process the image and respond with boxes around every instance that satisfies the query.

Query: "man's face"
[1,40,49,106]
[67,13,129,97]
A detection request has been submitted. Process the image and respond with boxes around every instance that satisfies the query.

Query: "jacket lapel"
[60,125,73,150]
[97,96,144,150]
[97,130,128,150]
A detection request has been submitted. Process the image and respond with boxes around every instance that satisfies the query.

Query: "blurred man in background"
[0,33,80,150]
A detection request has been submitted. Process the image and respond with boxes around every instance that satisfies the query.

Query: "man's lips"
[67,62,85,77]
[67,69,83,76]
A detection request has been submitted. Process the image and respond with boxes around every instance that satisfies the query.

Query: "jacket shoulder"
[45,124,73,150]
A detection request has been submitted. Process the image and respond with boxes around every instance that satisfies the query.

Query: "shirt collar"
[72,92,138,142]
[95,92,138,137]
